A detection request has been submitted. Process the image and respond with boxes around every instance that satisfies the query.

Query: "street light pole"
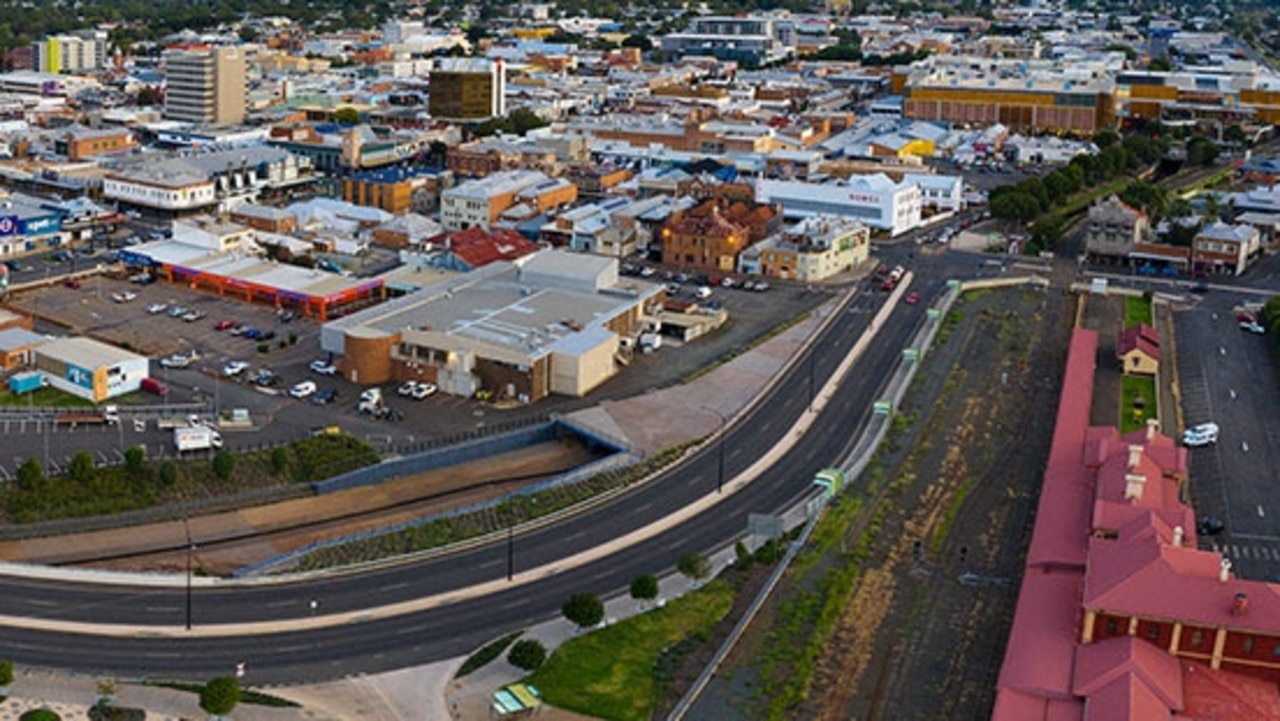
[184,515,193,630]
[506,522,514,581]
[701,406,727,494]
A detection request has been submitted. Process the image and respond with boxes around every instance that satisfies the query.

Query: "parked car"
[750,280,770,292]
[159,354,191,369]
[1197,515,1226,537]
[312,388,338,405]
[310,359,338,375]
[146,302,168,315]
[254,370,280,387]
[397,381,417,397]
[140,377,168,396]
[258,330,277,341]
[1239,321,1266,334]
[182,310,206,322]
[111,291,137,303]
[289,381,317,399]
[223,360,250,377]
[411,382,438,400]
[214,319,237,331]
[63,278,81,290]
[241,327,261,340]
[1182,422,1220,447]
[3,259,19,271]
[167,306,188,318]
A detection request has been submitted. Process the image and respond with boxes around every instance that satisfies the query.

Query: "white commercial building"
[34,337,149,402]
[756,175,923,236]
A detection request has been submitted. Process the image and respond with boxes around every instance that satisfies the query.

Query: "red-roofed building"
[1117,323,1160,376]
[993,327,1280,720]
[426,227,542,271]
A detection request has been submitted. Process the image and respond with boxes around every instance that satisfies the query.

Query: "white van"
[695,286,713,301]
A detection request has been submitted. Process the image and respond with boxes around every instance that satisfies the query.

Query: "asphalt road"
[0,273,943,682]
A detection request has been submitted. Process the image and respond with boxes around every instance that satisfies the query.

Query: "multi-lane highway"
[0,274,946,683]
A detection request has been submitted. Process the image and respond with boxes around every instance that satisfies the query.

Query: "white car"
[309,359,338,375]
[289,381,317,399]
[1182,422,1220,447]
[397,381,418,397]
[411,382,438,400]
[159,354,191,369]
[223,360,250,377]
[146,302,168,315]
[1240,321,1266,334]
[111,291,137,303]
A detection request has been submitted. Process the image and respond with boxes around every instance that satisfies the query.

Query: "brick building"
[993,328,1280,719]
[660,196,782,271]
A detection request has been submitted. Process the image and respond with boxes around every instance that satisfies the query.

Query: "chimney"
[1220,558,1233,582]
[1173,525,1184,547]
[1232,592,1248,615]
[1124,473,1147,501]
[1127,444,1143,471]
[1146,418,1159,442]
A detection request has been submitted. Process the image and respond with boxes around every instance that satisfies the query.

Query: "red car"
[904,292,921,305]
[63,278,81,290]
[214,319,237,331]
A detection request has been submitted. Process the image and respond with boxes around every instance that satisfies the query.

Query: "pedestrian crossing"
[1208,542,1280,562]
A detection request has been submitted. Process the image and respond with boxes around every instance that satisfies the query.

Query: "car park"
[146,302,168,315]
[411,382,438,400]
[289,381,317,399]
[223,360,250,376]
[309,359,338,375]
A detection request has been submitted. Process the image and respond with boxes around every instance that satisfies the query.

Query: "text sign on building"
[20,216,60,235]
[66,363,93,390]
[848,193,880,205]
[0,216,18,236]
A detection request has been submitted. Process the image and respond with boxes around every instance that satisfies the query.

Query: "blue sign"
[0,216,18,237]
[65,363,93,390]
[20,216,61,236]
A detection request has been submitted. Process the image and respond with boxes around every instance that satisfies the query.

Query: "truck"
[174,426,223,452]
[53,406,119,426]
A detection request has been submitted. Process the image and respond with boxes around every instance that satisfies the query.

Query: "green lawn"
[1120,374,1158,433]
[527,580,734,721]
[1124,295,1153,328]
[0,386,93,408]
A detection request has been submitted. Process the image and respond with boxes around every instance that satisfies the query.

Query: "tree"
[158,461,178,488]
[629,573,659,603]
[1028,216,1064,253]
[1042,171,1073,205]
[620,33,653,51]
[1187,136,1218,167]
[135,87,160,106]
[94,678,116,706]
[561,592,604,629]
[332,106,360,125]
[1093,129,1120,150]
[199,676,240,717]
[506,107,548,136]
[1223,124,1248,147]
[0,659,13,688]
[212,451,235,481]
[124,446,146,475]
[507,639,547,670]
[677,552,712,584]
[16,458,42,492]
[270,446,290,476]
[1119,181,1167,218]
[68,451,95,484]
[989,191,1042,225]
[1148,55,1172,72]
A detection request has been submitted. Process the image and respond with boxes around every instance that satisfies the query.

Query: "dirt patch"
[692,286,1074,720]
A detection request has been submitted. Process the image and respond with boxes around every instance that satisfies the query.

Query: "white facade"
[903,173,964,212]
[756,175,923,236]
[440,170,548,231]
[104,175,217,211]
[34,337,149,402]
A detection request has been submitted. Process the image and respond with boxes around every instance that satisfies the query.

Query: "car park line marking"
[1259,505,1266,518]
[1242,441,1250,453]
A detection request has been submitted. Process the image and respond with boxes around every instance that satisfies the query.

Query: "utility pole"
[701,406,728,494]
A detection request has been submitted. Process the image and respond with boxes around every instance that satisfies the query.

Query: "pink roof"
[1084,529,1280,635]
[1073,636,1184,713]
[993,567,1085,714]
[991,689,1084,721]
[1083,675,1173,721]
[1179,660,1280,720]
[1048,329,1098,468]
[1117,324,1160,361]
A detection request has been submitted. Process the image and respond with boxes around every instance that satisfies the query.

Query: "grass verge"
[145,681,300,707]
[527,579,734,721]
[457,631,522,678]
[1123,294,1153,328]
[1119,374,1158,433]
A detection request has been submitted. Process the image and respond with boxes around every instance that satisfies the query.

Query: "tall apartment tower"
[163,46,246,126]
[33,30,108,73]
[428,57,505,121]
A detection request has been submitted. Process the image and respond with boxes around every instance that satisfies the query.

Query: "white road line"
[1259,505,1267,518]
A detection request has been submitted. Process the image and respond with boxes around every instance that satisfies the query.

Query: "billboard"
[65,363,93,390]
[0,216,18,237]
[20,216,61,236]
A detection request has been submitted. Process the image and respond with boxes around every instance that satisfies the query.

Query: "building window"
[1105,618,1118,636]
[1191,630,1203,647]
[1146,624,1160,642]
[1243,636,1255,654]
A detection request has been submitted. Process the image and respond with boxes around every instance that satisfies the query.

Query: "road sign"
[926,308,940,320]
[873,401,891,415]
[748,513,784,540]
[903,348,919,362]
[812,467,845,500]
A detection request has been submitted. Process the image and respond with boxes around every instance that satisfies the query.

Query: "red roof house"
[1117,323,1160,376]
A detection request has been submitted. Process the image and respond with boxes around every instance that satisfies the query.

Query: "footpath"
[1,285,860,721]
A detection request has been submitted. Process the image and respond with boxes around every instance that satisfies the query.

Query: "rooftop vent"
[1232,592,1248,615]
